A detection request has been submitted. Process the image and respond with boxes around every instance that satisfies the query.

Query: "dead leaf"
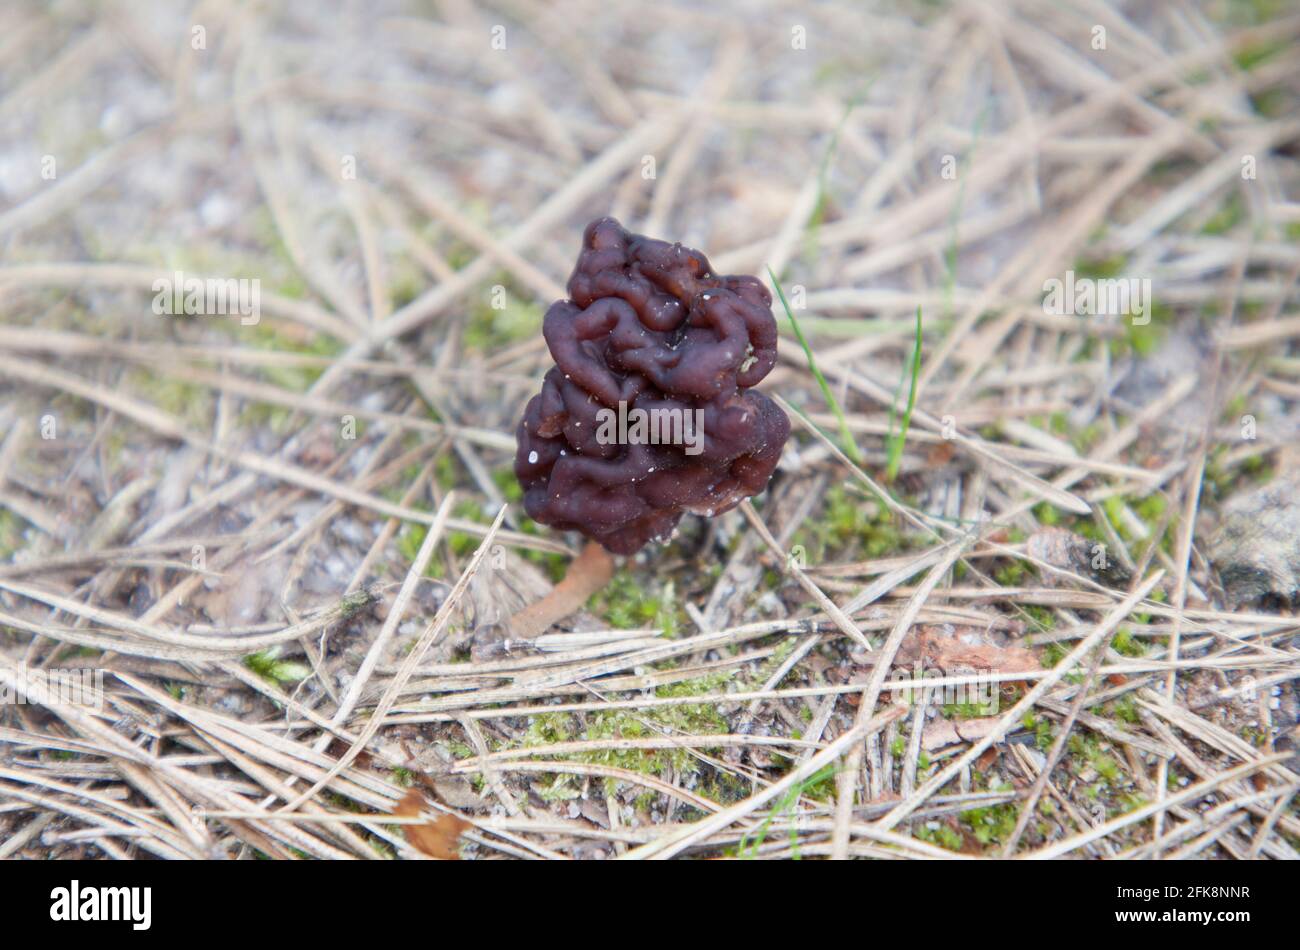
[901,627,1041,676]
[394,790,471,860]
[926,441,957,467]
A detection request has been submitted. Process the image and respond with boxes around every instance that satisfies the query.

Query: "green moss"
[1033,502,1061,527]
[740,637,798,692]
[915,821,964,852]
[792,484,910,563]
[944,698,996,719]
[126,369,212,430]
[1045,412,1070,438]
[959,797,1019,846]
[1022,605,1057,633]
[1093,751,1122,783]
[448,741,475,760]
[243,647,311,686]
[492,465,523,504]
[1201,193,1245,236]
[463,280,542,351]
[1068,733,1124,787]
[1022,712,1054,751]
[388,258,425,309]
[245,324,343,394]
[590,570,683,636]
[1249,88,1288,119]
[1041,642,1069,668]
[521,536,566,583]
[1240,724,1268,747]
[656,669,735,701]
[245,209,310,300]
[1072,421,1104,453]
[395,497,493,572]
[1203,445,1240,501]
[448,500,490,558]
[1112,628,1146,658]
[1215,0,1287,26]
[235,323,345,431]
[1113,792,1147,816]
[1131,584,1166,625]
[1072,254,1128,280]
[395,508,435,574]
[1239,451,1276,485]
[522,673,732,797]
[1037,410,1102,454]
[338,587,377,620]
[390,767,414,788]
[523,711,573,747]
[994,560,1030,587]
[1133,493,1169,540]
[434,453,459,491]
[0,509,24,560]
[1075,516,1103,543]
[537,774,581,801]
[1108,695,1141,725]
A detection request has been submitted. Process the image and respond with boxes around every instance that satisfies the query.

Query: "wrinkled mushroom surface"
[515,217,789,554]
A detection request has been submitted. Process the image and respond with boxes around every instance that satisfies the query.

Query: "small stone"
[1209,452,1300,609]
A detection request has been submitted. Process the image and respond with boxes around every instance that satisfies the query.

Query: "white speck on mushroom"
[527,451,538,464]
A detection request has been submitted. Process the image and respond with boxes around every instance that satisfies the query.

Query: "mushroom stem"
[508,541,615,638]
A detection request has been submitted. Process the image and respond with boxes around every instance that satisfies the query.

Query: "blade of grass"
[943,103,989,321]
[768,266,862,463]
[803,81,873,265]
[885,306,923,482]
[738,762,837,859]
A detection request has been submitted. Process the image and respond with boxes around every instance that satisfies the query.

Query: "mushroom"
[515,217,790,557]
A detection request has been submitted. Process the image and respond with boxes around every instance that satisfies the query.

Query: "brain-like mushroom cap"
[515,218,789,554]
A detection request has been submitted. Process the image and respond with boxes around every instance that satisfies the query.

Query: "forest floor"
[0,0,1297,859]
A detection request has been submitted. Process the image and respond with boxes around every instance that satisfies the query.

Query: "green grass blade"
[768,266,862,463]
[885,306,923,482]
